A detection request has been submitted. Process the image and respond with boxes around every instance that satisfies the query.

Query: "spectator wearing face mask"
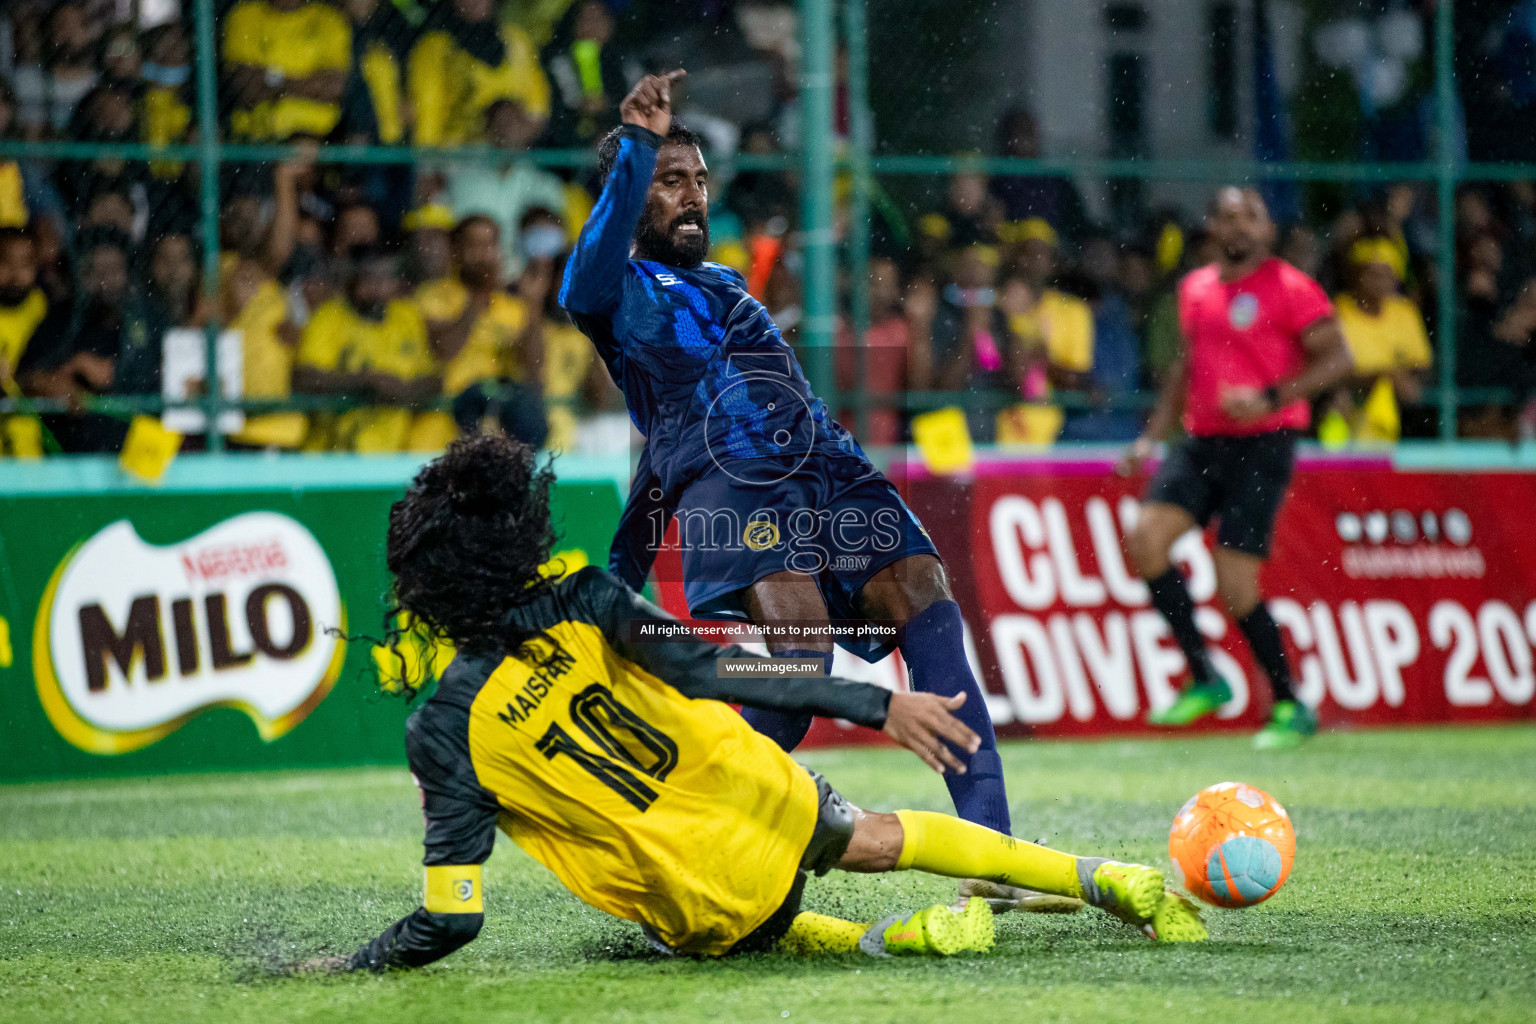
[140,23,193,180]
[446,99,568,277]
[919,244,1014,442]
[13,2,100,138]
[413,214,532,449]
[293,245,441,452]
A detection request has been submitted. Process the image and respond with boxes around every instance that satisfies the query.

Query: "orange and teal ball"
[1168,782,1295,908]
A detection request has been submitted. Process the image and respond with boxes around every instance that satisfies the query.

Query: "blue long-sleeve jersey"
[560,124,864,583]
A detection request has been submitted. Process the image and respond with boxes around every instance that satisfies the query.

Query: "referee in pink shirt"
[1120,187,1354,750]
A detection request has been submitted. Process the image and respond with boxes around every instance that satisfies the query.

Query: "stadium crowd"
[0,0,1535,457]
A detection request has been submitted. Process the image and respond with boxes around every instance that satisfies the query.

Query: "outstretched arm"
[558,71,684,317]
[343,713,500,972]
[578,568,979,774]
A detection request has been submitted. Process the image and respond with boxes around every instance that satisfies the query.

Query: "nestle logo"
[181,539,289,581]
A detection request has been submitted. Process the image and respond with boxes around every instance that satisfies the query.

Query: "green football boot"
[1252,700,1318,751]
[1146,677,1233,727]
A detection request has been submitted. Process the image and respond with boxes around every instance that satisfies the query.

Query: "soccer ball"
[1168,781,1295,908]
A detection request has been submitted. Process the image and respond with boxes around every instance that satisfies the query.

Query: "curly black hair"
[383,434,558,692]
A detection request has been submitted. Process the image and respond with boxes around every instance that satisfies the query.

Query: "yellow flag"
[1356,376,1402,443]
[119,416,183,483]
[911,406,974,475]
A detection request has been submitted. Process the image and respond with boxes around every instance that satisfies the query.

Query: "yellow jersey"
[0,289,51,458]
[1334,293,1432,376]
[353,568,893,961]
[228,276,308,449]
[0,289,48,372]
[408,23,550,146]
[413,278,530,395]
[223,0,351,140]
[1008,288,1094,373]
[0,162,27,227]
[540,318,595,452]
[296,297,436,452]
[359,39,405,144]
[142,85,192,178]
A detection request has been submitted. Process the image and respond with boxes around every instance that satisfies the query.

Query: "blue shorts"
[676,453,938,660]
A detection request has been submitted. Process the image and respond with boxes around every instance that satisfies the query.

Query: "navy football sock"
[900,600,1012,835]
[739,648,828,751]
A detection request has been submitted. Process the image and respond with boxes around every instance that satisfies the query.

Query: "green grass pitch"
[3,726,1534,1024]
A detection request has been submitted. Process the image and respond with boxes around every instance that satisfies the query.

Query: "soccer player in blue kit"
[559,71,1070,913]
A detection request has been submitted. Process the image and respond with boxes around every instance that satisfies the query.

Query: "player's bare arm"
[1119,350,1189,476]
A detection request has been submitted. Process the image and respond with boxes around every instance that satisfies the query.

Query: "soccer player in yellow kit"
[319,436,1206,970]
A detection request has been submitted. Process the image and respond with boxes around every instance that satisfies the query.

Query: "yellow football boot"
[858,898,995,957]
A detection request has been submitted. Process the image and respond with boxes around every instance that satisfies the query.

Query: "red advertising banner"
[655,458,1536,743]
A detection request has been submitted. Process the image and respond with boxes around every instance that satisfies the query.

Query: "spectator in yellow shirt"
[294,247,441,452]
[140,24,194,180]
[223,0,352,141]
[339,0,409,145]
[0,228,68,457]
[412,215,531,448]
[0,80,30,228]
[514,206,614,451]
[1331,236,1431,443]
[408,0,551,146]
[1002,218,1094,391]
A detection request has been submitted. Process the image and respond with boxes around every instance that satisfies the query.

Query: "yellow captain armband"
[424,865,484,914]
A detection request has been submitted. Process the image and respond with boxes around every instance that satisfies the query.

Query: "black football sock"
[1146,568,1217,686]
[1237,605,1297,704]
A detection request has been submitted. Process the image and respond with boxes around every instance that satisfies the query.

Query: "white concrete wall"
[968,0,1307,222]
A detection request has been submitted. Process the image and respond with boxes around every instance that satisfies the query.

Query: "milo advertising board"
[0,461,623,782]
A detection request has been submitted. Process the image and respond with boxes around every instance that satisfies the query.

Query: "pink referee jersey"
[1178,257,1334,437]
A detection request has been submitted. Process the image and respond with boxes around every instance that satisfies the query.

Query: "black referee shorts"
[1145,430,1299,559]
